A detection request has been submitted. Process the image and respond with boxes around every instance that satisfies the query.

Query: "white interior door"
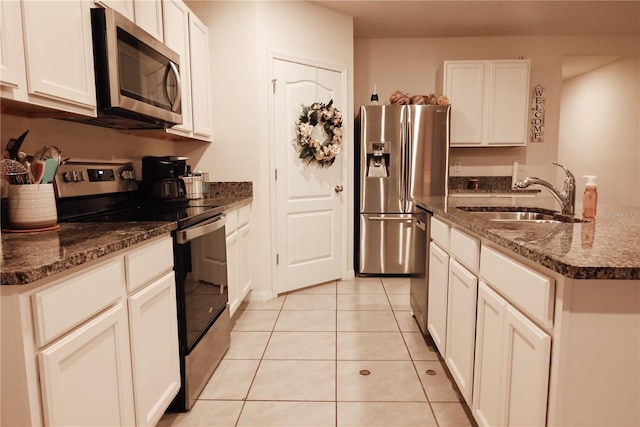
[273,58,344,294]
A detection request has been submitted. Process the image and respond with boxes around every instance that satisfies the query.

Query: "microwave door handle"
[165,61,182,112]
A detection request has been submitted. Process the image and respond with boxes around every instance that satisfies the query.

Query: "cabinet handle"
[335,185,343,193]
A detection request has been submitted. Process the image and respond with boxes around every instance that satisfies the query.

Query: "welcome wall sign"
[530,84,545,143]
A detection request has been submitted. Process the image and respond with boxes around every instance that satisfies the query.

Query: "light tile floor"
[159,277,477,427]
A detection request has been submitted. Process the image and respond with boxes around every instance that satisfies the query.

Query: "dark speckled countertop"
[416,195,640,280]
[1,182,252,286]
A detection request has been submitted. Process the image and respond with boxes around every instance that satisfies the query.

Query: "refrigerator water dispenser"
[366,141,390,178]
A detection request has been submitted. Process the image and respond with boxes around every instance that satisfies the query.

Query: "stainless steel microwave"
[85,7,182,130]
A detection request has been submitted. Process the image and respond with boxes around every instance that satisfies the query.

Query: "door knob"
[335,185,343,193]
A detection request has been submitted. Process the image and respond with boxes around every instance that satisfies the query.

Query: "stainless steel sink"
[457,207,586,224]
[463,211,560,223]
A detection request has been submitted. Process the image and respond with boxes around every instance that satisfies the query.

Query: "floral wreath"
[295,99,343,167]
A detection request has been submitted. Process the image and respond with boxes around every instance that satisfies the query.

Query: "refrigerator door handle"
[368,216,413,222]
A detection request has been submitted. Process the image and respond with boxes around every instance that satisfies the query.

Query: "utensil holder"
[7,184,58,229]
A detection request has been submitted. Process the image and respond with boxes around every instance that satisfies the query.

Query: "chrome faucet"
[515,162,576,215]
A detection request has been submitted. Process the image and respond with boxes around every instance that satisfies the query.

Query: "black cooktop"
[58,196,224,230]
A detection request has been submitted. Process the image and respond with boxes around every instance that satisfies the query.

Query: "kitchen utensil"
[4,130,29,160]
[31,160,45,184]
[33,145,62,163]
[40,159,59,184]
[1,158,30,184]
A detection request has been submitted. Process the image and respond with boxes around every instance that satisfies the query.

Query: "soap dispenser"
[582,175,598,219]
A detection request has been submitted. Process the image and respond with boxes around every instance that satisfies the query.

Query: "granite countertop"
[415,195,640,280]
[1,182,253,286]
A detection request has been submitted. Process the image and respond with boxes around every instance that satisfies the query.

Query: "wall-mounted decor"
[531,84,545,142]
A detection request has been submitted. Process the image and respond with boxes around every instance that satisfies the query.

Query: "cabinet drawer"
[238,203,251,227]
[126,237,174,293]
[450,227,479,272]
[431,216,450,250]
[225,209,238,235]
[33,259,125,347]
[480,246,554,327]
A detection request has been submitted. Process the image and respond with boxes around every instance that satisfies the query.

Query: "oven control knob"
[63,171,84,182]
[120,169,136,180]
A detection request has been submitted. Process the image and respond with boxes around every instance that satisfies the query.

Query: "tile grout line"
[232,294,287,427]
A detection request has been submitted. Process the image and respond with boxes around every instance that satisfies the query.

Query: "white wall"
[558,56,640,210]
[187,1,354,299]
[355,35,640,182]
[0,114,196,177]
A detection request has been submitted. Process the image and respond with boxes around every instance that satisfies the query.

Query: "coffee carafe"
[142,156,189,202]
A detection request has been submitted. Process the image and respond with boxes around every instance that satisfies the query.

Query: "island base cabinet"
[38,303,136,427]
[445,258,478,404]
[427,241,449,354]
[472,281,550,427]
[128,272,180,427]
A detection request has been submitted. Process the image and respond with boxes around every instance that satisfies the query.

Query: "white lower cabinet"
[225,204,252,317]
[473,281,551,427]
[0,237,179,426]
[427,241,449,354]
[39,303,135,427]
[128,271,180,427]
[445,258,478,403]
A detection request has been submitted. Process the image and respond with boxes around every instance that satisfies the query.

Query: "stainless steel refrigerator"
[357,104,450,275]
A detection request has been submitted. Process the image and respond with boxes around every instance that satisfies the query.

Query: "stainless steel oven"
[171,215,230,412]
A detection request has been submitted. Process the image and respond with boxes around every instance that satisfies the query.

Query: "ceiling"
[311,1,640,39]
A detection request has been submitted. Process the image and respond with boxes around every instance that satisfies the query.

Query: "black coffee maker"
[141,156,189,202]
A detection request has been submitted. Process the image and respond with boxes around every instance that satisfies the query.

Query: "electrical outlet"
[454,161,462,172]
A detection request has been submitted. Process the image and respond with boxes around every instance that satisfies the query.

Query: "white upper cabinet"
[98,0,163,41]
[188,12,213,140]
[444,59,530,147]
[164,0,213,142]
[1,0,97,116]
[133,0,164,41]
[96,0,135,20]
[0,0,25,91]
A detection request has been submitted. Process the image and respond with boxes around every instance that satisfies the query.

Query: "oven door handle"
[176,214,226,244]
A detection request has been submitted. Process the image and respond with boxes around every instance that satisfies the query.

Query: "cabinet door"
[444,61,485,146]
[486,61,530,145]
[503,304,551,427]
[427,241,449,354]
[21,0,96,111]
[0,0,25,92]
[163,0,193,137]
[39,303,135,427]
[472,282,507,427]
[226,231,240,317]
[96,0,135,20]
[445,258,478,403]
[134,0,164,41]
[188,12,213,140]
[238,222,252,301]
[128,272,180,427]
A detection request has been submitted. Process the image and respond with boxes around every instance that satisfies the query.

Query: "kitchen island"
[415,195,639,280]
[414,194,639,427]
